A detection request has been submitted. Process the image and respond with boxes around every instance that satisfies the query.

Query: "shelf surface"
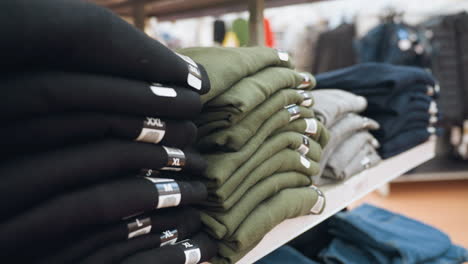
[235,139,436,264]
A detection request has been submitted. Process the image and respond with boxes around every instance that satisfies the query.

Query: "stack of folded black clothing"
[311,90,381,182]
[315,63,441,158]
[171,46,330,263]
[0,0,218,263]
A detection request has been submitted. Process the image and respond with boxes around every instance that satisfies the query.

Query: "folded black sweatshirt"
[121,232,218,264]
[1,72,202,122]
[80,217,201,264]
[0,178,207,260]
[0,113,197,160]
[0,140,206,220]
[41,207,200,264]
[0,0,210,93]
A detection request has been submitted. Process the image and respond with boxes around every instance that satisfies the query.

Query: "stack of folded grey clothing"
[0,1,218,264]
[311,89,382,183]
[171,46,330,264]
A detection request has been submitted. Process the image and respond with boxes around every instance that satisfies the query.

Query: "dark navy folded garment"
[315,63,436,95]
[378,127,441,158]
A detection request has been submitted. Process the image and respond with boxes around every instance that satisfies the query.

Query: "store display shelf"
[235,139,436,264]
[394,171,468,182]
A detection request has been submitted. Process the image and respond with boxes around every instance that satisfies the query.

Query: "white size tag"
[127,216,152,239]
[298,91,313,107]
[160,229,179,246]
[176,53,197,67]
[285,104,301,121]
[188,74,202,90]
[150,85,177,97]
[277,51,289,61]
[300,155,311,168]
[177,240,202,264]
[155,181,182,209]
[297,73,312,89]
[297,136,310,156]
[162,146,186,171]
[136,117,166,144]
[305,118,318,135]
[309,185,325,214]
[427,127,436,134]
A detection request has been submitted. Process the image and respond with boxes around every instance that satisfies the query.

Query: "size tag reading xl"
[309,185,326,214]
[297,73,312,89]
[136,117,167,144]
[297,136,310,156]
[160,229,179,246]
[127,216,152,239]
[176,239,201,264]
[162,146,186,171]
[145,178,182,209]
[285,104,301,121]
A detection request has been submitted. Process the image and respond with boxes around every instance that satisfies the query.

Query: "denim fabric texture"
[256,245,320,264]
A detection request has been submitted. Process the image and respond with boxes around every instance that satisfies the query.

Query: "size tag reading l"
[136,117,167,144]
[176,240,201,264]
[127,216,152,239]
[297,136,310,156]
[310,185,325,214]
[285,104,301,121]
[160,229,179,246]
[162,147,186,171]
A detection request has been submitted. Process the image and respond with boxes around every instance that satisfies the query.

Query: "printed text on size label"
[286,105,301,121]
[136,117,166,144]
[162,146,186,171]
[297,136,310,155]
[145,178,182,208]
[177,240,202,264]
[128,216,152,239]
[160,229,179,246]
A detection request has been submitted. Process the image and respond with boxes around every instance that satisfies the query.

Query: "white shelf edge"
[394,171,468,182]
[235,139,436,264]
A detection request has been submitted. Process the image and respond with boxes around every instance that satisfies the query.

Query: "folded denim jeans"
[322,132,381,180]
[197,67,314,126]
[214,187,325,264]
[178,47,293,103]
[319,204,468,264]
[379,127,439,158]
[311,89,367,128]
[202,171,311,239]
[315,63,436,92]
[256,245,320,264]
[206,149,320,210]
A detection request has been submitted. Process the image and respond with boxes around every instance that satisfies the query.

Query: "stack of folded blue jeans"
[315,63,441,158]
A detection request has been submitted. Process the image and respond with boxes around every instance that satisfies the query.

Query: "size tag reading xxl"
[297,135,310,156]
[297,73,312,89]
[160,229,179,246]
[176,239,201,264]
[145,178,182,208]
[127,216,152,239]
[309,185,326,214]
[162,147,186,171]
[298,91,313,107]
[285,104,301,121]
[136,117,167,144]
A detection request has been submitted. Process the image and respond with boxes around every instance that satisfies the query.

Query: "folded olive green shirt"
[201,171,311,240]
[208,149,320,211]
[201,107,322,186]
[178,47,293,103]
[212,187,325,264]
[208,132,321,204]
[196,67,314,130]
[275,117,330,148]
[197,91,315,151]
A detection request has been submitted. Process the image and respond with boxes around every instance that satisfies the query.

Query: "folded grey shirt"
[323,132,381,180]
[312,89,367,128]
[315,113,379,182]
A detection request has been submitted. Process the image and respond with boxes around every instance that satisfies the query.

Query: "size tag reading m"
[176,239,201,264]
[145,178,182,208]
[162,147,186,171]
[285,104,301,121]
[160,229,179,246]
[127,216,152,239]
[309,185,325,214]
[297,73,312,89]
[136,117,167,144]
[298,91,313,107]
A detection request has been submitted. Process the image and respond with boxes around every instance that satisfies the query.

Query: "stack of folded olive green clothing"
[178,47,330,263]
[311,89,382,183]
